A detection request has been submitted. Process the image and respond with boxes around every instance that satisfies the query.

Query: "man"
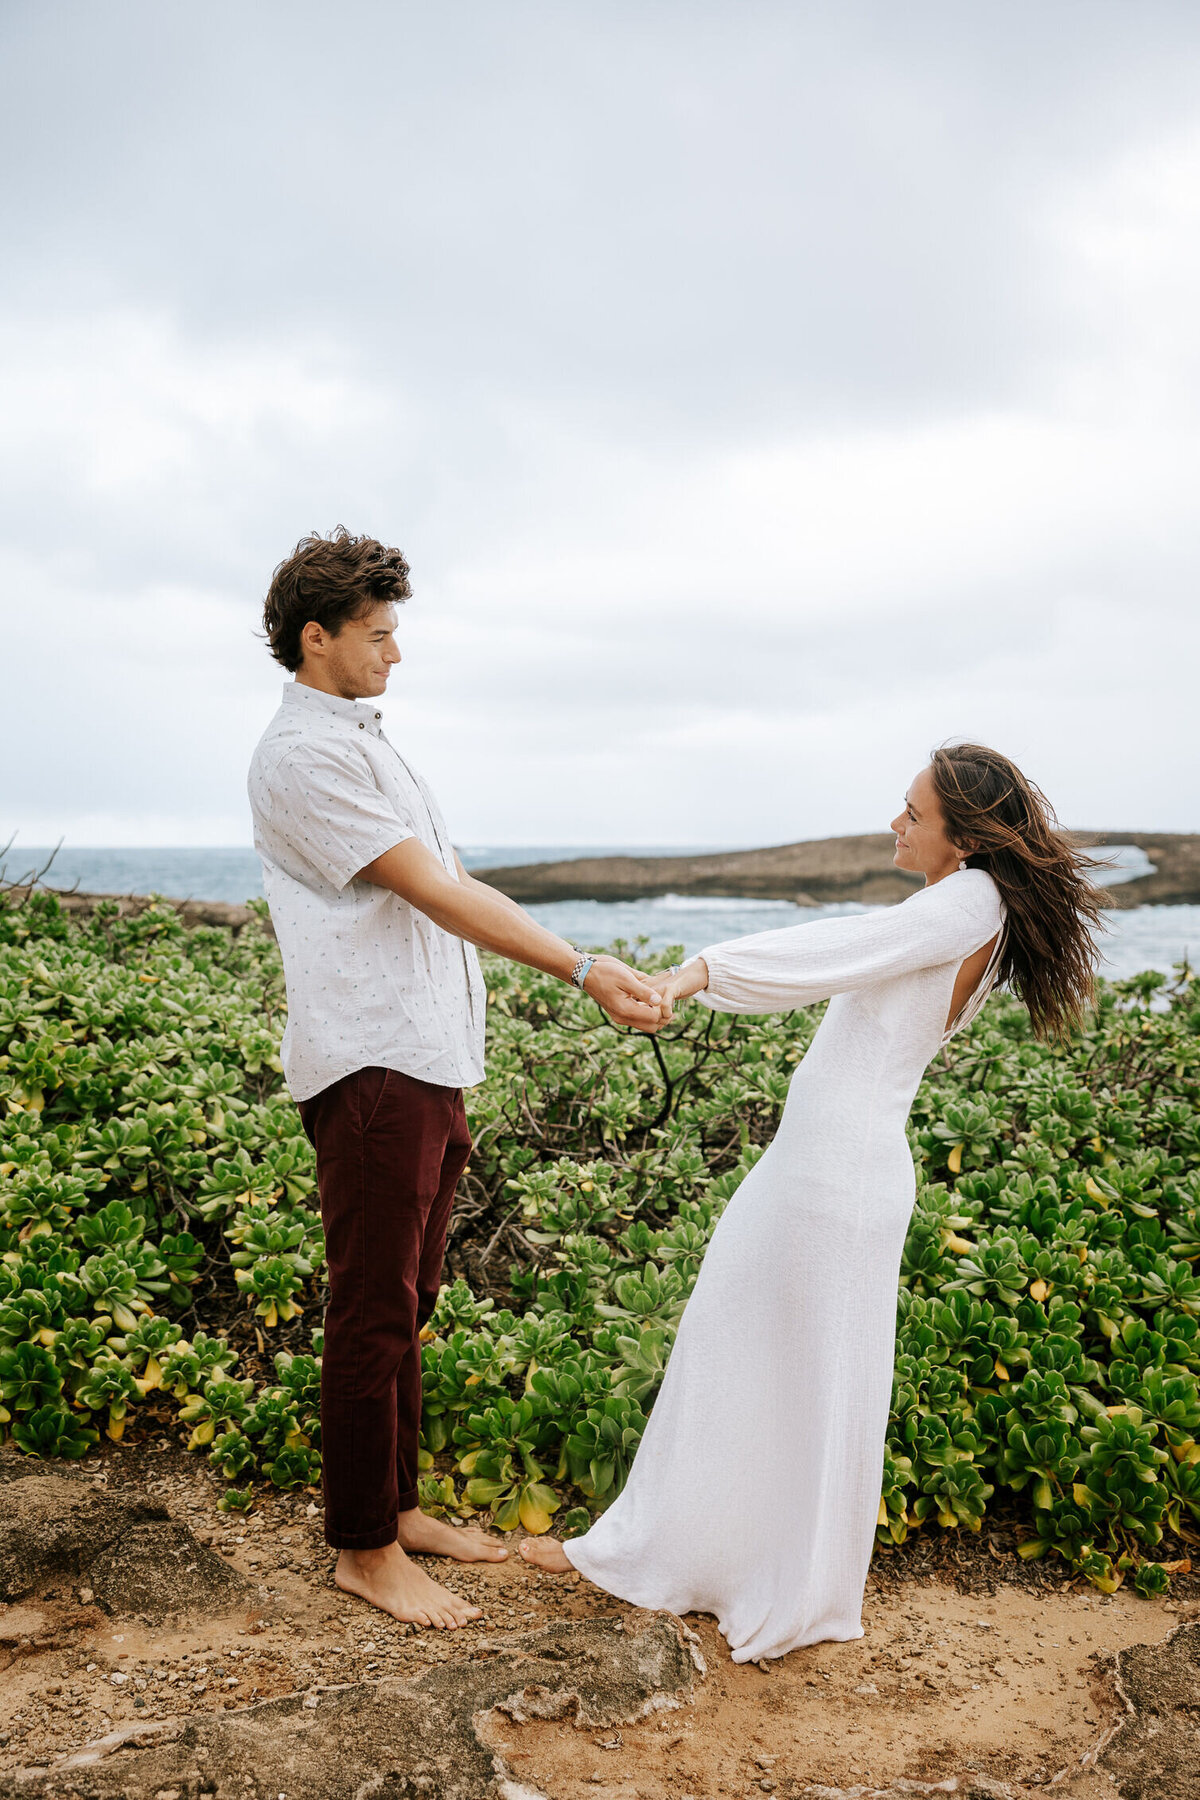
[247,527,663,1630]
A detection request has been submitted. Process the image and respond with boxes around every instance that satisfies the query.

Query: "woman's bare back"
[947,933,1000,1034]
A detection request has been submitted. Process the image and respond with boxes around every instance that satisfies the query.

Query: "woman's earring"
[958,858,968,871]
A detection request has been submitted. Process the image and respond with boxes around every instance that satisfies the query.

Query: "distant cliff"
[475,831,1200,909]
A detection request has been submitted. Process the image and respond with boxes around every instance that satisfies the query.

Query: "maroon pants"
[298,1066,471,1549]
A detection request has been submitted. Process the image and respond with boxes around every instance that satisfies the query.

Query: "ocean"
[7,844,1196,983]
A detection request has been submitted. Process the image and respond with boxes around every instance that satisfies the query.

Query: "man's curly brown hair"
[262,527,412,672]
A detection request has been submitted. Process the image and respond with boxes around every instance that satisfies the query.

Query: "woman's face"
[891,766,965,884]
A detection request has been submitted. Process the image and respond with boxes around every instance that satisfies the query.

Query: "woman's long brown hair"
[929,743,1104,1039]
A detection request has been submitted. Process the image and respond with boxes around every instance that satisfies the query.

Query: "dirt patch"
[1097,1619,1200,1800]
[1,1449,1198,1798]
[0,1468,251,1622]
[495,1582,1191,1799]
[0,1616,700,1800]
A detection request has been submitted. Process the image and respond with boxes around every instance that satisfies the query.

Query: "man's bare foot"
[518,1536,574,1573]
[397,1509,508,1563]
[335,1542,483,1628]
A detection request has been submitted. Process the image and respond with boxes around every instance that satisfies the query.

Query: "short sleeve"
[254,742,414,892]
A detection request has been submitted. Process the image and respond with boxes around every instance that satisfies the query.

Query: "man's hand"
[583,955,666,1031]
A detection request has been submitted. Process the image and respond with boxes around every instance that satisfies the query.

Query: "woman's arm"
[695,874,1003,1016]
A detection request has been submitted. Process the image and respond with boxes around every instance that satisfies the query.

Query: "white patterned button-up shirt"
[247,682,486,1102]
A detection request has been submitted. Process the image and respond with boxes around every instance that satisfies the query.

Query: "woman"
[520,744,1102,1662]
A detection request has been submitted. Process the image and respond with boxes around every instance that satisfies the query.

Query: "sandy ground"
[1,1448,1194,1797]
[486,1583,1189,1798]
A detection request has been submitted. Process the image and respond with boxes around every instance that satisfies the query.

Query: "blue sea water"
[7,843,1196,983]
[4,843,705,900]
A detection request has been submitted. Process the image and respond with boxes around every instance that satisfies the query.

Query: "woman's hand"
[642,957,709,1024]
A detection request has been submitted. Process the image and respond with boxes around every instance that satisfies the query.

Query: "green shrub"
[1,889,1197,1590]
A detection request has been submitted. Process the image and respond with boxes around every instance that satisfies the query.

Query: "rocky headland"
[475,830,1200,909]
[7,833,1197,932]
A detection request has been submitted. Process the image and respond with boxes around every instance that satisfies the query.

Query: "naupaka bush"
[0,887,1197,1591]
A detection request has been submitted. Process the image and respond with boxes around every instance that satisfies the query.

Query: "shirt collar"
[281,681,385,735]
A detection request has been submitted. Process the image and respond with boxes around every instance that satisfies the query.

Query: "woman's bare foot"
[335,1542,482,1627]
[518,1536,574,1573]
[396,1509,508,1563]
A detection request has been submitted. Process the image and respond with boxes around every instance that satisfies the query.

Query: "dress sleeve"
[697,873,1003,1015]
[254,743,414,892]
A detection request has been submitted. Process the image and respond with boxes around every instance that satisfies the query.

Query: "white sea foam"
[650,892,798,913]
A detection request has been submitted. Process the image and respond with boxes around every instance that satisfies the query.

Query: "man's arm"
[452,850,528,919]
[358,840,664,1030]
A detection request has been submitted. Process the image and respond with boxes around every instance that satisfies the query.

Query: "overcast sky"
[3,1,1198,850]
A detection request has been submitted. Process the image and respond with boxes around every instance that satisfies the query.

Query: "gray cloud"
[2,0,1198,847]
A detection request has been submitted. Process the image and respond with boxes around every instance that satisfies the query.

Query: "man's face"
[303,603,401,699]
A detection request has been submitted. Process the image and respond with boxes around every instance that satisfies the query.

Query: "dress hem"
[563,1537,865,1661]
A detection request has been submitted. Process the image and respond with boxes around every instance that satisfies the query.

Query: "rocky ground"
[0,1447,1197,1800]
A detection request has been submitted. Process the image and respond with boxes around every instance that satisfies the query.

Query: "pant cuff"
[324,1519,398,1551]
[396,1487,420,1515]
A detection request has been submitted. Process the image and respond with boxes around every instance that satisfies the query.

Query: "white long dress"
[563,868,1006,1662]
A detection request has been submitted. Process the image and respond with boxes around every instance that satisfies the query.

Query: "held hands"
[581,955,667,1030]
[580,955,710,1032]
[640,957,709,1025]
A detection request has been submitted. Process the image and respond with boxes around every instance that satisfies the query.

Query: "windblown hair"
[929,743,1104,1040]
[262,527,411,672]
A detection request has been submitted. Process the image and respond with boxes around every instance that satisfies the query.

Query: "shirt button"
[358,722,365,729]
[375,712,381,719]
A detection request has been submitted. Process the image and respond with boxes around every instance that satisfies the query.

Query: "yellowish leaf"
[518,1493,554,1535]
